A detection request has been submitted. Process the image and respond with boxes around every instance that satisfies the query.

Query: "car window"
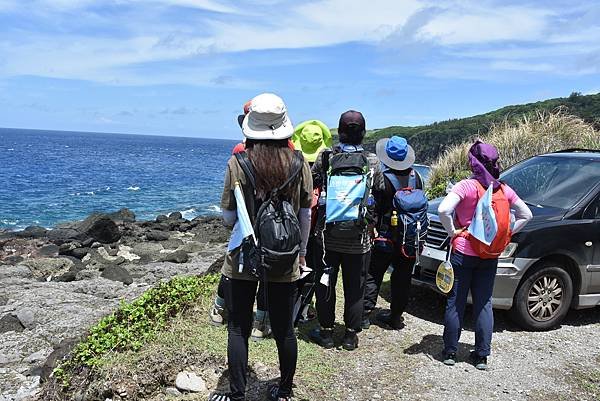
[501,156,600,210]
[583,196,600,219]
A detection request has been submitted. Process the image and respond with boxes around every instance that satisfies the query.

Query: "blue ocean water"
[0,128,236,229]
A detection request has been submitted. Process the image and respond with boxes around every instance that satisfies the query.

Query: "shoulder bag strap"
[234,151,257,191]
[383,171,402,192]
[277,151,304,192]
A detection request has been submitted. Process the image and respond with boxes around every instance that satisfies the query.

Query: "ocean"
[0,128,236,230]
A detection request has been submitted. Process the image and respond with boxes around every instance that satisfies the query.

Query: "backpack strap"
[320,149,332,192]
[234,151,256,191]
[275,151,304,194]
[383,171,402,192]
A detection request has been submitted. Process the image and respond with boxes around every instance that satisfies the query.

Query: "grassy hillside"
[362,92,600,164]
[427,111,600,198]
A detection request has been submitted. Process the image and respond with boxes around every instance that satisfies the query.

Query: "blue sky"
[0,0,598,139]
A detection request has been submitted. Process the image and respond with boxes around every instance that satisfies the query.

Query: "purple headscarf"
[468,140,501,189]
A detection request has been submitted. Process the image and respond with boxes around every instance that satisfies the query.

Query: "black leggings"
[218,275,267,311]
[363,248,414,318]
[223,277,298,400]
[315,250,370,331]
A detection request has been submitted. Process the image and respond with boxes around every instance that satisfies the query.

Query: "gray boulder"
[3,255,24,265]
[47,228,86,245]
[169,211,183,220]
[156,214,169,223]
[101,265,133,285]
[36,244,60,257]
[107,208,136,223]
[77,214,121,244]
[146,230,170,241]
[161,250,189,264]
[0,314,25,333]
[16,226,47,239]
[22,257,74,280]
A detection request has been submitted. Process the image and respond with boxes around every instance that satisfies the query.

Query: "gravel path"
[330,284,600,401]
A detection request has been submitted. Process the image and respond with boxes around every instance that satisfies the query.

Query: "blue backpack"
[384,170,429,263]
[324,150,372,239]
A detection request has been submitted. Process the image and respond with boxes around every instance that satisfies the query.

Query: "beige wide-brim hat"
[242,93,294,140]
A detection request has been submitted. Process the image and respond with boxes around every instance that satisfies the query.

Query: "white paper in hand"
[299,265,313,280]
[320,272,330,287]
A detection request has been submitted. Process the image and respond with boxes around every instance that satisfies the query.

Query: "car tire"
[509,262,573,331]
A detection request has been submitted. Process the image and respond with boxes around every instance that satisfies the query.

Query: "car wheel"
[510,262,573,331]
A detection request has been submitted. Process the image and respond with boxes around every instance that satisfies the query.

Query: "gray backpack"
[235,151,304,277]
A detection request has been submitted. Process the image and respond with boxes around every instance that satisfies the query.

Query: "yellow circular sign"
[436,260,454,294]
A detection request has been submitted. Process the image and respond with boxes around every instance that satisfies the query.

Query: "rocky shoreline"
[0,210,229,401]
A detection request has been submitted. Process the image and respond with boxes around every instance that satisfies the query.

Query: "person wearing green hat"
[292,120,333,164]
[290,120,332,324]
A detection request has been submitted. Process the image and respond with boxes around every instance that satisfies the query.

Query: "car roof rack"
[551,148,600,154]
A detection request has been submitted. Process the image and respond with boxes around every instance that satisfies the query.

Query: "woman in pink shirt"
[438,141,532,370]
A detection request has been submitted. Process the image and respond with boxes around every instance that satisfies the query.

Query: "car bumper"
[413,246,537,310]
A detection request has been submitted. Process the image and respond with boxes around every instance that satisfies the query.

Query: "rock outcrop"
[0,211,228,401]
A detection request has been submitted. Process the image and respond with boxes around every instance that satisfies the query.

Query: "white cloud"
[0,0,598,84]
[416,5,550,45]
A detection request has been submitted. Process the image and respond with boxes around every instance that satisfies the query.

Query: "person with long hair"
[210,93,313,401]
[437,140,532,370]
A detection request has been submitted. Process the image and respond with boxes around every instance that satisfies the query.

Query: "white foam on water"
[180,208,198,220]
[127,186,140,191]
[1,219,18,226]
[207,204,221,213]
[105,186,111,191]
[85,191,95,196]
[8,148,14,151]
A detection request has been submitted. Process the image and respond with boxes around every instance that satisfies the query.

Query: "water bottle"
[318,190,327,206]
[391,211,398,227]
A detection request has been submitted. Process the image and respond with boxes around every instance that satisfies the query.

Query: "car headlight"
[500,242,518,259]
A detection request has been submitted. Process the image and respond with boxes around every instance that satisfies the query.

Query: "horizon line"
[0,126,239,142]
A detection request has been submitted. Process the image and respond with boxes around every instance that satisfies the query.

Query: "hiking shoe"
[342,329,359,351]
[309,328,334,349]
[267,384,293,401]
[297,305,317,324]
[376,311,405,330]
[442,352,457,366]
[251,317,272,341]
[208,392,235,401]
[209,303,226,326]
[361,316,371,330]
[470,351,488,370]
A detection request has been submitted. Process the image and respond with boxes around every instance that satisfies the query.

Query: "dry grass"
[427,111,600,198]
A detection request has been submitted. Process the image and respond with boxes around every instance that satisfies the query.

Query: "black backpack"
[322,149,373,239]
[235,150,304,277]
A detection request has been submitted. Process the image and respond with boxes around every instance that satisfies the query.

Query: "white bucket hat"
[242,93,294,140]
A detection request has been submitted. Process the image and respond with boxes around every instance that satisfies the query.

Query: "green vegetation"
[53,275,219,387]
[48,273,342,400]
[363,92,600,163]
[426,111,600,198]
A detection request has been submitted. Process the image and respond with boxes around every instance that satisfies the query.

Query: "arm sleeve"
[438,193,461,236]
[222,209,237,227]
[510,198,533,234]
[298,207,311,257]
[220,159,236,211]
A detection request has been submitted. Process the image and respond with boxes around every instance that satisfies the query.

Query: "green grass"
[48,273,341,400]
